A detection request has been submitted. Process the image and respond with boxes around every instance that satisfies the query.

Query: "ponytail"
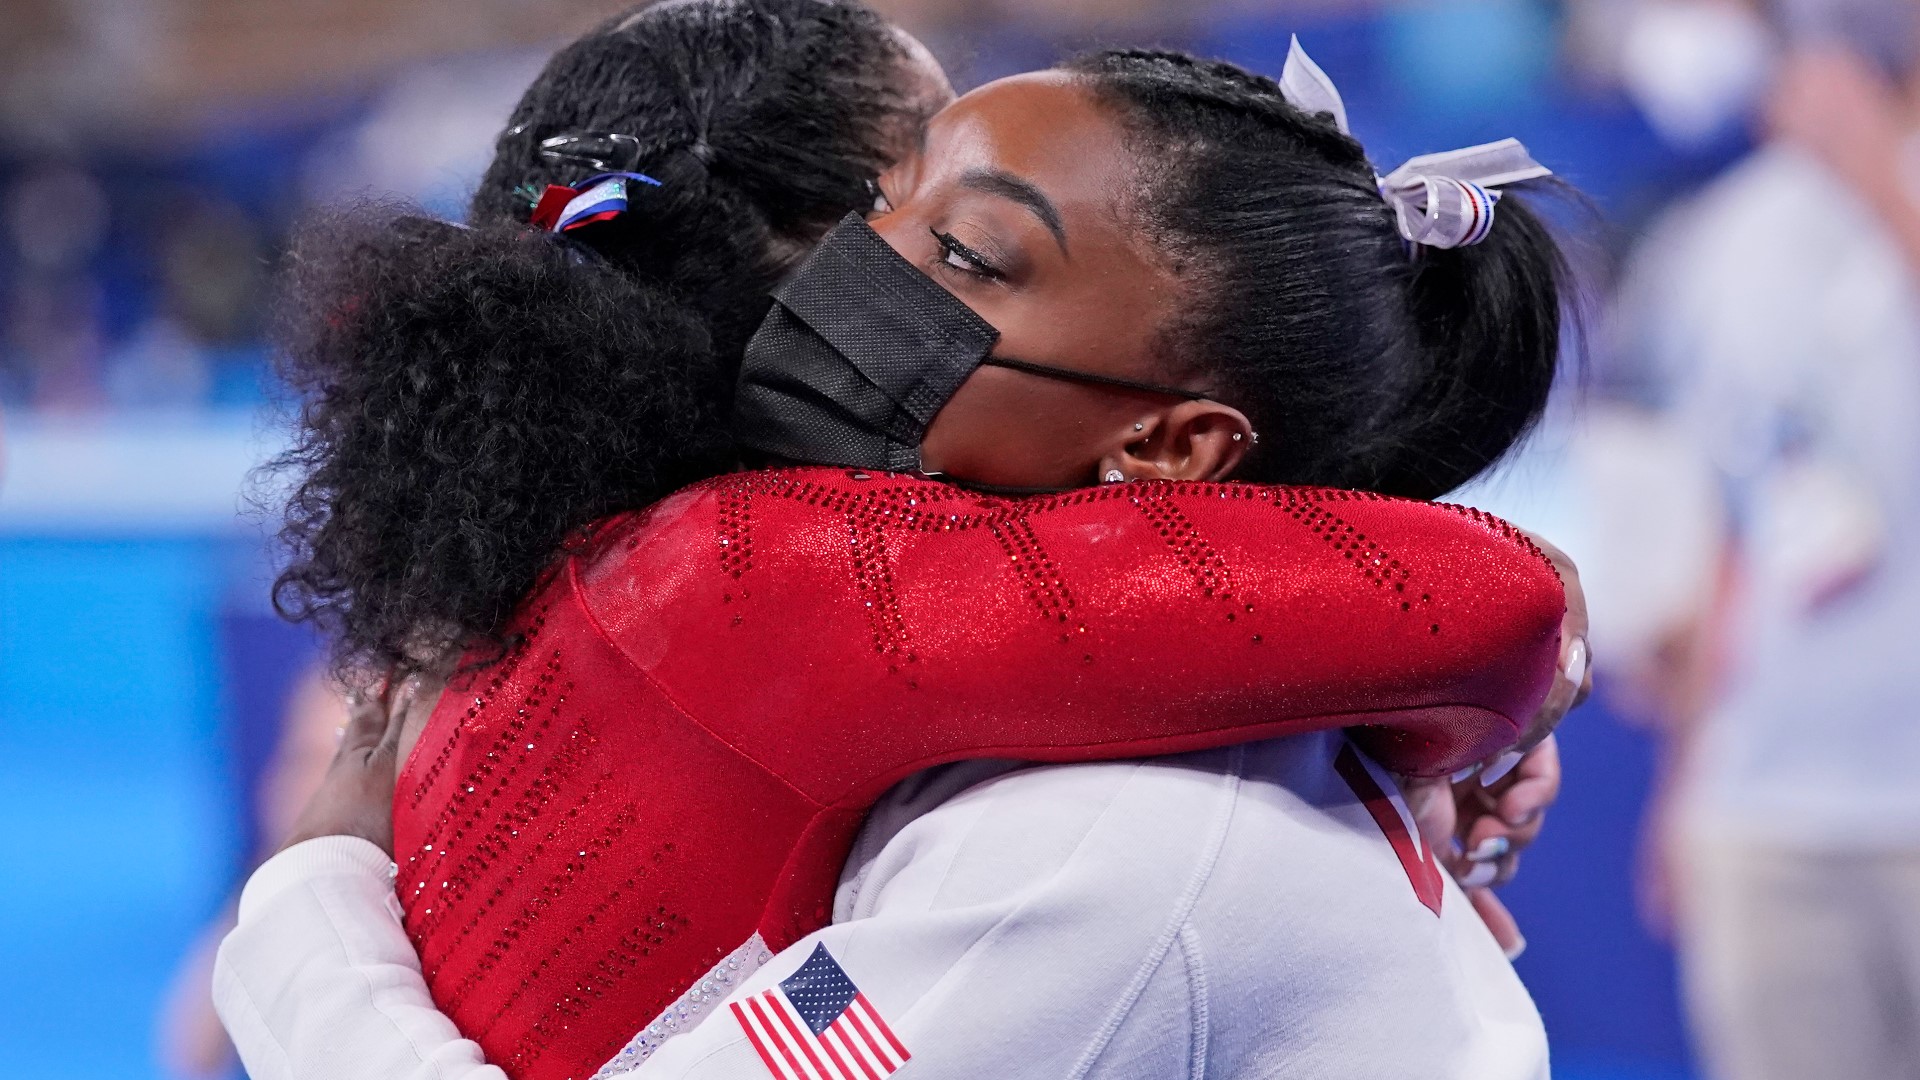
[1068,49,1571,501]
[1363,187,1568,499]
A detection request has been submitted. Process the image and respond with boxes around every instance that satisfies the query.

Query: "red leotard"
[394,469,1564,1080]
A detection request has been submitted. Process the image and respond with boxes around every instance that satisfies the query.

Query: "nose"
[862,205,919,265]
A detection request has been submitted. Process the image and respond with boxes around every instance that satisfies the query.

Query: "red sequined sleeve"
[394,466,1563,1079]
[573,468,1563,795]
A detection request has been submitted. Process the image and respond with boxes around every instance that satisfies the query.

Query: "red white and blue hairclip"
[528,171,662,233]
[1279,36,1551,251]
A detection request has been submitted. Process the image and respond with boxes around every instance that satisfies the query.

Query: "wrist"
[237,836,397,923]
[280,821,392,856]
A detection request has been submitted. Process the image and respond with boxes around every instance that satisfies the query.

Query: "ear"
[1099,400,1255,483]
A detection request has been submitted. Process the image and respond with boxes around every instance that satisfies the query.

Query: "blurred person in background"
[153,667,348,1080]
[1,165,110,409]
[1619,3,1920,1077]
[107,192,267,411]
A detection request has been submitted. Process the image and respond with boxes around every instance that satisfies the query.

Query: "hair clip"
[537,132,646,173]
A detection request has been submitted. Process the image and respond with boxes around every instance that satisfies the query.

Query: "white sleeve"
[214,758,1234,1080]
[621,756,1235,1080]
[212,836,508,1080]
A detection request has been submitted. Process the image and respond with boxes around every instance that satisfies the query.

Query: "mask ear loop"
[914,357,1221,495]
[978,356,1214,401]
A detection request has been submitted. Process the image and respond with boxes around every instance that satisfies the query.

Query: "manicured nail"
[1562,636,1589,687]
[1481,750,1523,787]
[1452,765,1481,783]
[1468,836,1511,862]
[1459,862,1498,888]
[1504,933,1528,962]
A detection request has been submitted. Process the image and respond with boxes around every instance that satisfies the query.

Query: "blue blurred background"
[3,0,1905,1077]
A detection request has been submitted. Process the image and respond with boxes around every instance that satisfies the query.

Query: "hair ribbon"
[1279,36,1552,251]
[528,171,662,233]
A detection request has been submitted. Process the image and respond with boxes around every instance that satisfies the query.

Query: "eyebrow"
[959,168,1068,253]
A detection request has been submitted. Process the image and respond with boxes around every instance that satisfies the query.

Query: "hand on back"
[281,675,423,855]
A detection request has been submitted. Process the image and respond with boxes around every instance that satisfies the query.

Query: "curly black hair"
[268,0,933,677]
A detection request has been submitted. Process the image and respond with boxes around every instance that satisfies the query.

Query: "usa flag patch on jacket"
[730,944,911,1080]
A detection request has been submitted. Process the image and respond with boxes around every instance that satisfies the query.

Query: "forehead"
[923,71,1136,224]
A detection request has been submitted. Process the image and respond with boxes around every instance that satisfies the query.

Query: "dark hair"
[1066,49,1570,501]
[269,0,930,675]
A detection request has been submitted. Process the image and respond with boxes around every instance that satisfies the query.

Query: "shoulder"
[856,739,1511,985]
[564,467,940,626]
[842,738,1347,925]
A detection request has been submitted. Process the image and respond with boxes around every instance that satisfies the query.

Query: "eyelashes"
[931,228,1003,279]
[866,176,1006,281]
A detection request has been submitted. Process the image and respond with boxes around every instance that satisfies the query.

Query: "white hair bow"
[1279,36,1551,251]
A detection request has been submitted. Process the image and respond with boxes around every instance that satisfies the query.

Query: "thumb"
[338,675,408,765]
[337,682,393,757]
[370,676,419,760]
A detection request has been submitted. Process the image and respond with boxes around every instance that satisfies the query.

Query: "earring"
[1104,470,1126,483]
[1133,422,1145,432]
[1250,431,1260,444]
[1231,432,1242,442]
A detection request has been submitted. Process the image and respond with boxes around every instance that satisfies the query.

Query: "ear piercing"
[1133,422,1145,432]
[1231,432,1242,441]
[1104,470,1126,483]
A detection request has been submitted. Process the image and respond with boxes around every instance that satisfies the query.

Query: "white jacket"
[214,732,1547,1079]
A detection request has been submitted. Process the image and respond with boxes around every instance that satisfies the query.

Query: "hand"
[1404,529,1588,958]
[1517,530,1593,751]
[1406,736,1562,958]
[280,677,412,855]
[1453,735,1562,888]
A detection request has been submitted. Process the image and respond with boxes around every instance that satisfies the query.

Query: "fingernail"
[1459,862,1498,888]
[1562,636,1589,687]
[1480,751,1523,787]
[1503,808,1542,829]
[1451,765,1481,783]
[1504,933,1528,962]
[1468,836,1511,862]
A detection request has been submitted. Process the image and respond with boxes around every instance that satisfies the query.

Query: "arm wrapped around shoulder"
[581,467,1563,788]
[394,467,1560,1077]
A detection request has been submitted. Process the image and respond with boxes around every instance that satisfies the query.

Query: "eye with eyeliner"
[931,228,1004,279]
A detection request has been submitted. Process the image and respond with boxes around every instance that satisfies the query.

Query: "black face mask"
[732,213,1209,482]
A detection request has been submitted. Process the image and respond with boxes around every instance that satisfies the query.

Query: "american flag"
[730,944,911,1080]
